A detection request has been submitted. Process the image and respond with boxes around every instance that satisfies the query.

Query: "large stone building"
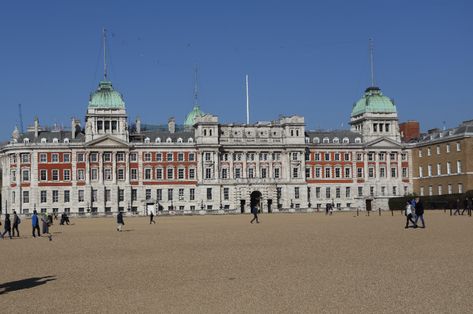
[0,77,413,215]
[411,120,473,197]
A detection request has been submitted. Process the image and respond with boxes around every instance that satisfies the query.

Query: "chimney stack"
[135,117,141,134]
[34,116,39,138]
[168,117,175,134]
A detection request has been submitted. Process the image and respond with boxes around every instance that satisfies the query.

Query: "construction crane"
[18,103,24,134]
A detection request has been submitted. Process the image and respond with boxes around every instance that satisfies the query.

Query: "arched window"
[144,137,150,143]
[333,137,339,144]
[64,138,70,144]
[342,137,349,144]
[53,138,59,144]
[41,138,47,143]
[177,137,183,143]
[188,137,194,143]
[355,137,362,144]
[323,137,330,144]
[155,137,161,143]
[313,137,320,144]
[166,137,172,143]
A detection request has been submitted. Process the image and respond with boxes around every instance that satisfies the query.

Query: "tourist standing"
[150,211,156,224]
[414,197,425,228]
[41,214,52,241]
[461,198,469,215]
[32,210,41,238]
[405,201,417,228]
[1,214,12,239]
[117,211,125,231]
[250,205,260,224]
[12,211,20,237]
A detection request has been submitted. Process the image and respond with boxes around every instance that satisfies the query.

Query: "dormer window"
[342,137,349,144]
[53,138,59,144]
[166,137,172,143]
[23,138,30,144]
[41,138,47,143]
[177,138,183,143]
[155,137,161,143]
[333,137,339,144]
[313,137,320,144]
[323,137,329,144]
[188,138,194,143]
[355,137,362,144]
[64,138,70,144]
[144,137,150,143]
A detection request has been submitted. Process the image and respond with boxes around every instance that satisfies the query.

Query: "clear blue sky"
[0,0,472,139]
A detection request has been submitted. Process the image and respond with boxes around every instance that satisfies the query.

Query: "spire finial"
[103,28,108,80]
[369,38,375,87]
[193,64,199,107]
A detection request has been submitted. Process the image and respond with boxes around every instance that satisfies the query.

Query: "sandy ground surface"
[1,211,473,314]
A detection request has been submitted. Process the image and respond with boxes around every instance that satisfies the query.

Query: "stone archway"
[250,191,262,210]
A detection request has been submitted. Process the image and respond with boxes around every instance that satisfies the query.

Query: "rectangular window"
[152,168,161,180]
[420,187,424,196]
[130,168,138,180]
[292,152,298,161]
[41,190,47,203]
[63,153,71,163]
[77,169,85,181]
[292,167,299,179]
[419,166,423,177]
[392,186,397,196]
[437,163,441,175]
[178,168,185,179]
[167,168,174,179]
[156,153,162,161]
[221,168,228,179]
[305,168,311,178]
[190,188,195,201]
[117,168,125,180]
[39,169,48,181]
[156,189,162,201]
[235,168,241,179]
[458,183,463,194]
[168,189,173,201]
[91,168,98,181]
[261,168,267,179]
[335,187,340,199]
[189,168,195,180]
[178,153,184,161]
[104,168,112,180]
[314,153,320,161]
[78,190,84,202]
[370,186,374,197]
[436,146,440,155]
[315,187,321,198]
[207,188,212,200]
[129,153,137,162]
[178,188,184,200]
[428,164,432,176]
[324,167,331,178]
[446,144,450,153]
[335,168,341,178]
[294,187,300,199]
[223,188,229,200]
[448,184,452,194]
[205,152,211,161]
[324,153,330,161]
[456,142,461,151]
[344,167,351,178]
[457,160,462,173]
[64,190,70,203]
[428,185,433,196]
[39,153,47,163]
[52,190,59,203]
[381,186,386,196]
[63,169,71,181]
[189,153,195,161]
[437,185,442,195]
[427,148,431,156]
[390,153,396,161]
[206,168,212,179]
[146,189,151,200]
[325,187,331,199]
[103,153,111,162]
[116,153,125,162]
[357,168,363,178]
[380,167,386,178]
[144,153,151,162]
[118,189,124,202]
[144,168,152,180]
[131,189,137,201]
[358,187,363,197]
[402,167,408,178]
[344,153,350,161]
[104,189,111,202]
[345,187,351,198]
[23,191,29,203]
[77,153,85,162]
[391,168,397,178]
[22,169,30,181]
[52,169,59,181]
[368,168,374,178]
[248,168,254,178]
[315,167,321,178]
[274,168,280,179]
[90,153,98,162]
[334,153,340,161]
[368,153,374,161]
[20,153,30,163]
[167,153,174,161]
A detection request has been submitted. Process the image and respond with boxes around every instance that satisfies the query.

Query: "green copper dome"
[184,105,204,127]
[88,80,125,109]
[351,87,396,117]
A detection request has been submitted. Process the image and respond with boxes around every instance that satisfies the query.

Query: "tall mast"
[193,65,199,106]
[103,28,108,80]
[369,38,375,87]
[246,75,250,124]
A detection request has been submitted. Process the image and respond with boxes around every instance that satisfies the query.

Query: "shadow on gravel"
[0,276,56,295]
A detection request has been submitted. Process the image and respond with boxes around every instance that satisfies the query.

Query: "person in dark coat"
[250,204,260,224]
[12,211,20,237]
[454,198,461,215]
[461,198,469,215]
[41,214,52,241]
[414,197,425,228]
[32,210,41,238]
[149,211,156,224]
[117,211,125,231]
[1,214,12,239]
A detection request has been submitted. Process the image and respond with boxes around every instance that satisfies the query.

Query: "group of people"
[453,197,473,216]
[1,210,63,240]
[0,211,21,239]
[405,197,425,229]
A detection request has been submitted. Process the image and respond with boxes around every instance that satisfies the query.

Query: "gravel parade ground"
[1,211,472,313]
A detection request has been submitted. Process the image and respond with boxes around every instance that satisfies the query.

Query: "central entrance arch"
[250,191,262,210]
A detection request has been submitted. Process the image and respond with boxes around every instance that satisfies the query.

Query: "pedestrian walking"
[250,205,260,224]
[1,214,12,239]
[150,211,156,224]
[41,214,52,241]
[117,211,125,231]
[404,201,417,228]
[461,198,469,215]
[32,210,41,238]
[453,198,461,215]
[414,197,425,228]
[12,211,20,237]
[325,203,329,215]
